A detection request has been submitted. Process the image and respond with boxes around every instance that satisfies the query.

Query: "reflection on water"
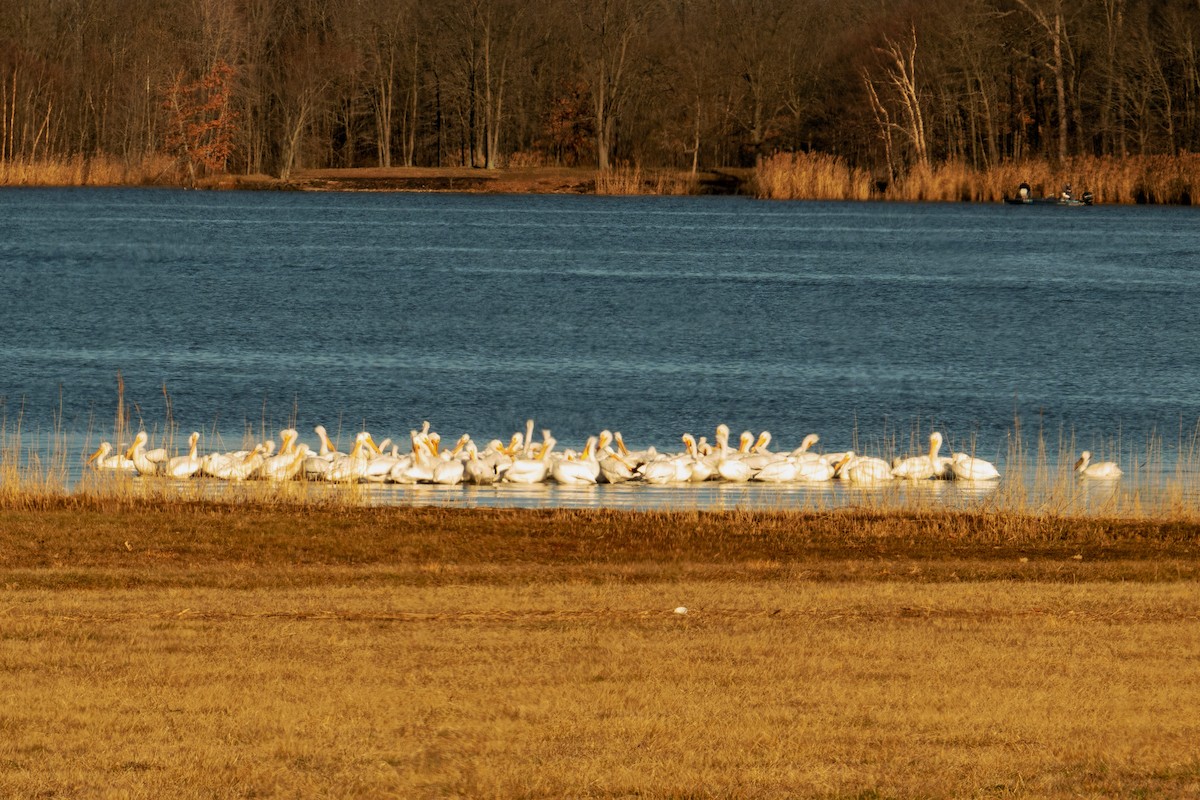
[93,472,1008,512]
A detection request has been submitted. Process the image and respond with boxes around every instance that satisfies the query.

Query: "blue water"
[2,188,1198,502]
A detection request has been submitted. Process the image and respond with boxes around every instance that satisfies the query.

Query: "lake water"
[2,187,1198,508]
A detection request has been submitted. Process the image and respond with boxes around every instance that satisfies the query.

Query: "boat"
[1004,182,1094,206]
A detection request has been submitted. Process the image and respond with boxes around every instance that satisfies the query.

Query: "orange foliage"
[163,61,239,182]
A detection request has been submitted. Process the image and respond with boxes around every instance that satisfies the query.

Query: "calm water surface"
[2,188,1198,506]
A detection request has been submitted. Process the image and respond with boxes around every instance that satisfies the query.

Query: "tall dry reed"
[755,154,1200,204]
[753,152,872,201]
[594,164,700,196]
[0,154,180,187]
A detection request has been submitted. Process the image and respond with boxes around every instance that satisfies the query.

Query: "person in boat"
[1061,183,1072,201]
[1018,182,1031,200]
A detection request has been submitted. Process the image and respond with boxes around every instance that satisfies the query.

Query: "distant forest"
[2,0,1197,182]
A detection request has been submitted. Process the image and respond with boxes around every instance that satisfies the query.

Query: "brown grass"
[753,152,874,201]
[755,154,1200,204]
[594,163,701,196]
[0,154,180,186]
[2,501,1200,797]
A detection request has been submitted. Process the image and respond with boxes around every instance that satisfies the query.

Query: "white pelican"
[891,432,945,480]
[124,432,162,476]
[210,444,267,481]
[504,437,556,484]
[432,456,465,485]
[715,427,753,482]
[1075,451,1122,479]
[313,425,342,458]
[639,452,688,484]
[596,431,635,483]
[742,431,778,471]
[86,442,136,472]
[681,434,715,482]
[950,452,1001,481]
[795,458,836,481]
[258,431,306,481]
[789,434,822,462]
[326,432,376,482]
[464,442,496,485]
[552,437,600,485]
[753,457,798,483]
[166,432,203,479]
[613,431,656,469]
[391,431,435,484]
[838,452,893,483]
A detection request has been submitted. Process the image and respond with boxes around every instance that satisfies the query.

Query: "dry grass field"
[3,501,1200,798]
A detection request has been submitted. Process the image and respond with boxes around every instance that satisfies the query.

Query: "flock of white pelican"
[85,421,1125,486]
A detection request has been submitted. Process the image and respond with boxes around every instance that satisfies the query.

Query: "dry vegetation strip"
[3,501,1200,797]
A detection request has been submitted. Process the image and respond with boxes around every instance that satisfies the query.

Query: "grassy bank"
[2,501,1200,797]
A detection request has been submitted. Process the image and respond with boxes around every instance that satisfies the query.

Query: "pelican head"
[752,431,772,452]
[738,431,754,453]
[506,433,523,455]
[681,433,697,455]
[798,433,819,453]
[581,436,598,459]
[125,431,148,459]
[597,430,613,451]
[929,432,943,458]
[1075,451,1092,471]
[88,442,111,464]
[614,432,630,456]
[427,432,441,455]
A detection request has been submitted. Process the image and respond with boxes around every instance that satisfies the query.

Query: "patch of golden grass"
[0,154,179,186]
[595,164,701,196]
[754,154,1200,204]
[1,579,1198,797]
[754,152,873,201]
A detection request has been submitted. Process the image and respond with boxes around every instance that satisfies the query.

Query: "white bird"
[504,437,556,484]
[553,437,600,485]
[124,431,163,476]
[326,432,377,482]
[795,457,837,481]
[166,432,203,479]
[258,431,306,481]
[741,431,778,471]
[1075,451,1122,479]
[715,426,752,482]
[950,452,1001,481]
[86,442,136,472]
[753,457,798,483]
[463,442,496,485]
[891,432,945,480]
[789,433,822,463]
[681,433,715,482]
[837,451,893,483]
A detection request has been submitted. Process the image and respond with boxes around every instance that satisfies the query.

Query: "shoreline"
[3,159,1199,204]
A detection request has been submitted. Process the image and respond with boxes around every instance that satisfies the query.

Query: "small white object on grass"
[674,606,688,615]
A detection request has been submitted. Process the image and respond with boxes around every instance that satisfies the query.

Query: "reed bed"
[594,163,701,196]
[753,151,874,201]
[0,154,179,187]
[755,153,1200,204]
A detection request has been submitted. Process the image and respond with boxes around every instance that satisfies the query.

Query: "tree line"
[2,0,1197,183]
